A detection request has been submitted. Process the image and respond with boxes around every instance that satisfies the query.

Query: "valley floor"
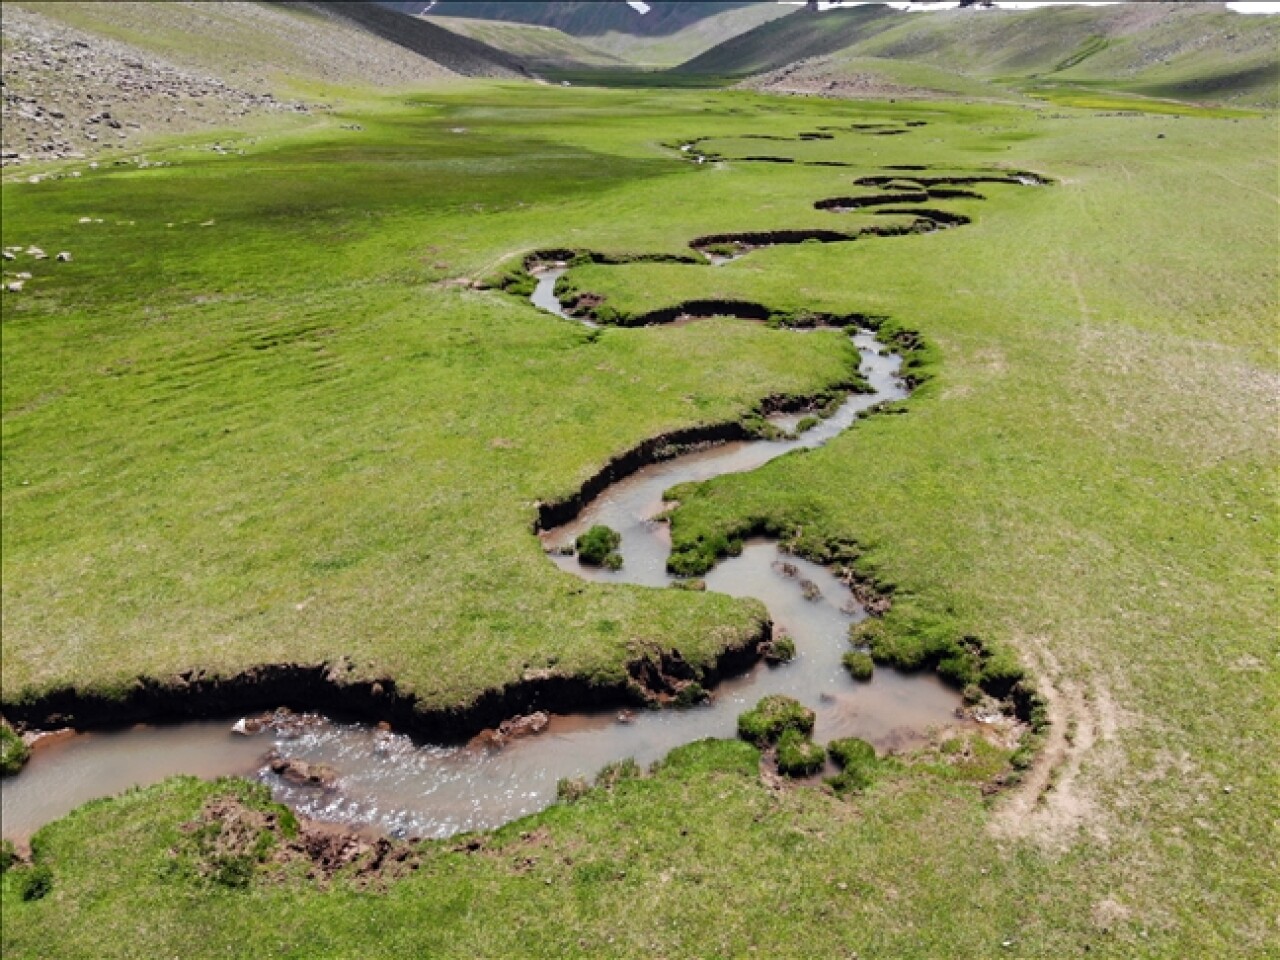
[1,82,1276,958]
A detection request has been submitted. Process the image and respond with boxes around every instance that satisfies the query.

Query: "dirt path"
[991,635,1124,849]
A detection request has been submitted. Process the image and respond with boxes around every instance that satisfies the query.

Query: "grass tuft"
[576,525,623,569]
[775,728,825,776]
[737,695,815,745]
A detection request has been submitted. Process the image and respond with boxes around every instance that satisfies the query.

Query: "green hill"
[424,16,629,69]
[674,5,905,77]
[676,1,1280,108]
[1,0,528,164]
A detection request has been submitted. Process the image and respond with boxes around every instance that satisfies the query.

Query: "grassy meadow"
[1,79,1276,958]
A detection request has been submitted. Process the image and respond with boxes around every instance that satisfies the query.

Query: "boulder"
[497,711,550,740]
[265,750,337,788]
[230,717,265,736]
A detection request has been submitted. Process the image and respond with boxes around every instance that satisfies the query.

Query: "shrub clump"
[741,413,787,441]
[826,737,879,795]
[776,729,826,777]
[843,651,874,681]
[0,721,29,775]
[499,271,536,297]
[737,695,815,746]
[795,415,821,434]
[576,525,622,569]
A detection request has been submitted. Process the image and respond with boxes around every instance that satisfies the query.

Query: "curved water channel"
[0,154,1047,843]
[2,307,962,842]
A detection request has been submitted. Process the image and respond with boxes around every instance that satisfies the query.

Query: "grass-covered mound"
[0,723,29,776]
[842,650,874,681]
[826,736,880,794]
[775,728,825,776]
[575,525,623,569]
[737,694,815,745]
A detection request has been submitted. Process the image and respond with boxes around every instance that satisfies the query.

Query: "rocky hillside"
[306,1,528,78]
[1,1,522,166]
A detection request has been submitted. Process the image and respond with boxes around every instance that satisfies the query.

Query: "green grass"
[1022,82,1261,118]
[842,649,874,681]
[3,87,875,708]
[2,80,1277,958]
[0,722,29,775]
[775,728,825,776]
[675,3,1278,109]
[575,525,623,569]
[425,16,627,69]
[737,694,816,745]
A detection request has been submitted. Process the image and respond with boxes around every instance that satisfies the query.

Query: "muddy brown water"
[2,251,966,843]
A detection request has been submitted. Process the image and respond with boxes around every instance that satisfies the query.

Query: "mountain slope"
[675,1,1280,108]
[1,0,522,165]
[580,2,794,68]
[424,16,628,69]
[304,1,528,78]
[674,5,902,76]
[424,1,768,38]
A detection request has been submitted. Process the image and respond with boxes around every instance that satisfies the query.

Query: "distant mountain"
[674,1,1280,108]
[415,1,771,38]
[415,1,791,68]
[424,16,631,70]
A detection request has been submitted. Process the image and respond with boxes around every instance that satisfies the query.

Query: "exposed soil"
[814,192,931,210]
[739,58,968,102]
[684,221,938,265]
[854,173,1050,188]
[990,635,1125,849]
[873,207,972,228]
[534,419,758,529]
[2,613,770,746]
[177,794,420,887]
